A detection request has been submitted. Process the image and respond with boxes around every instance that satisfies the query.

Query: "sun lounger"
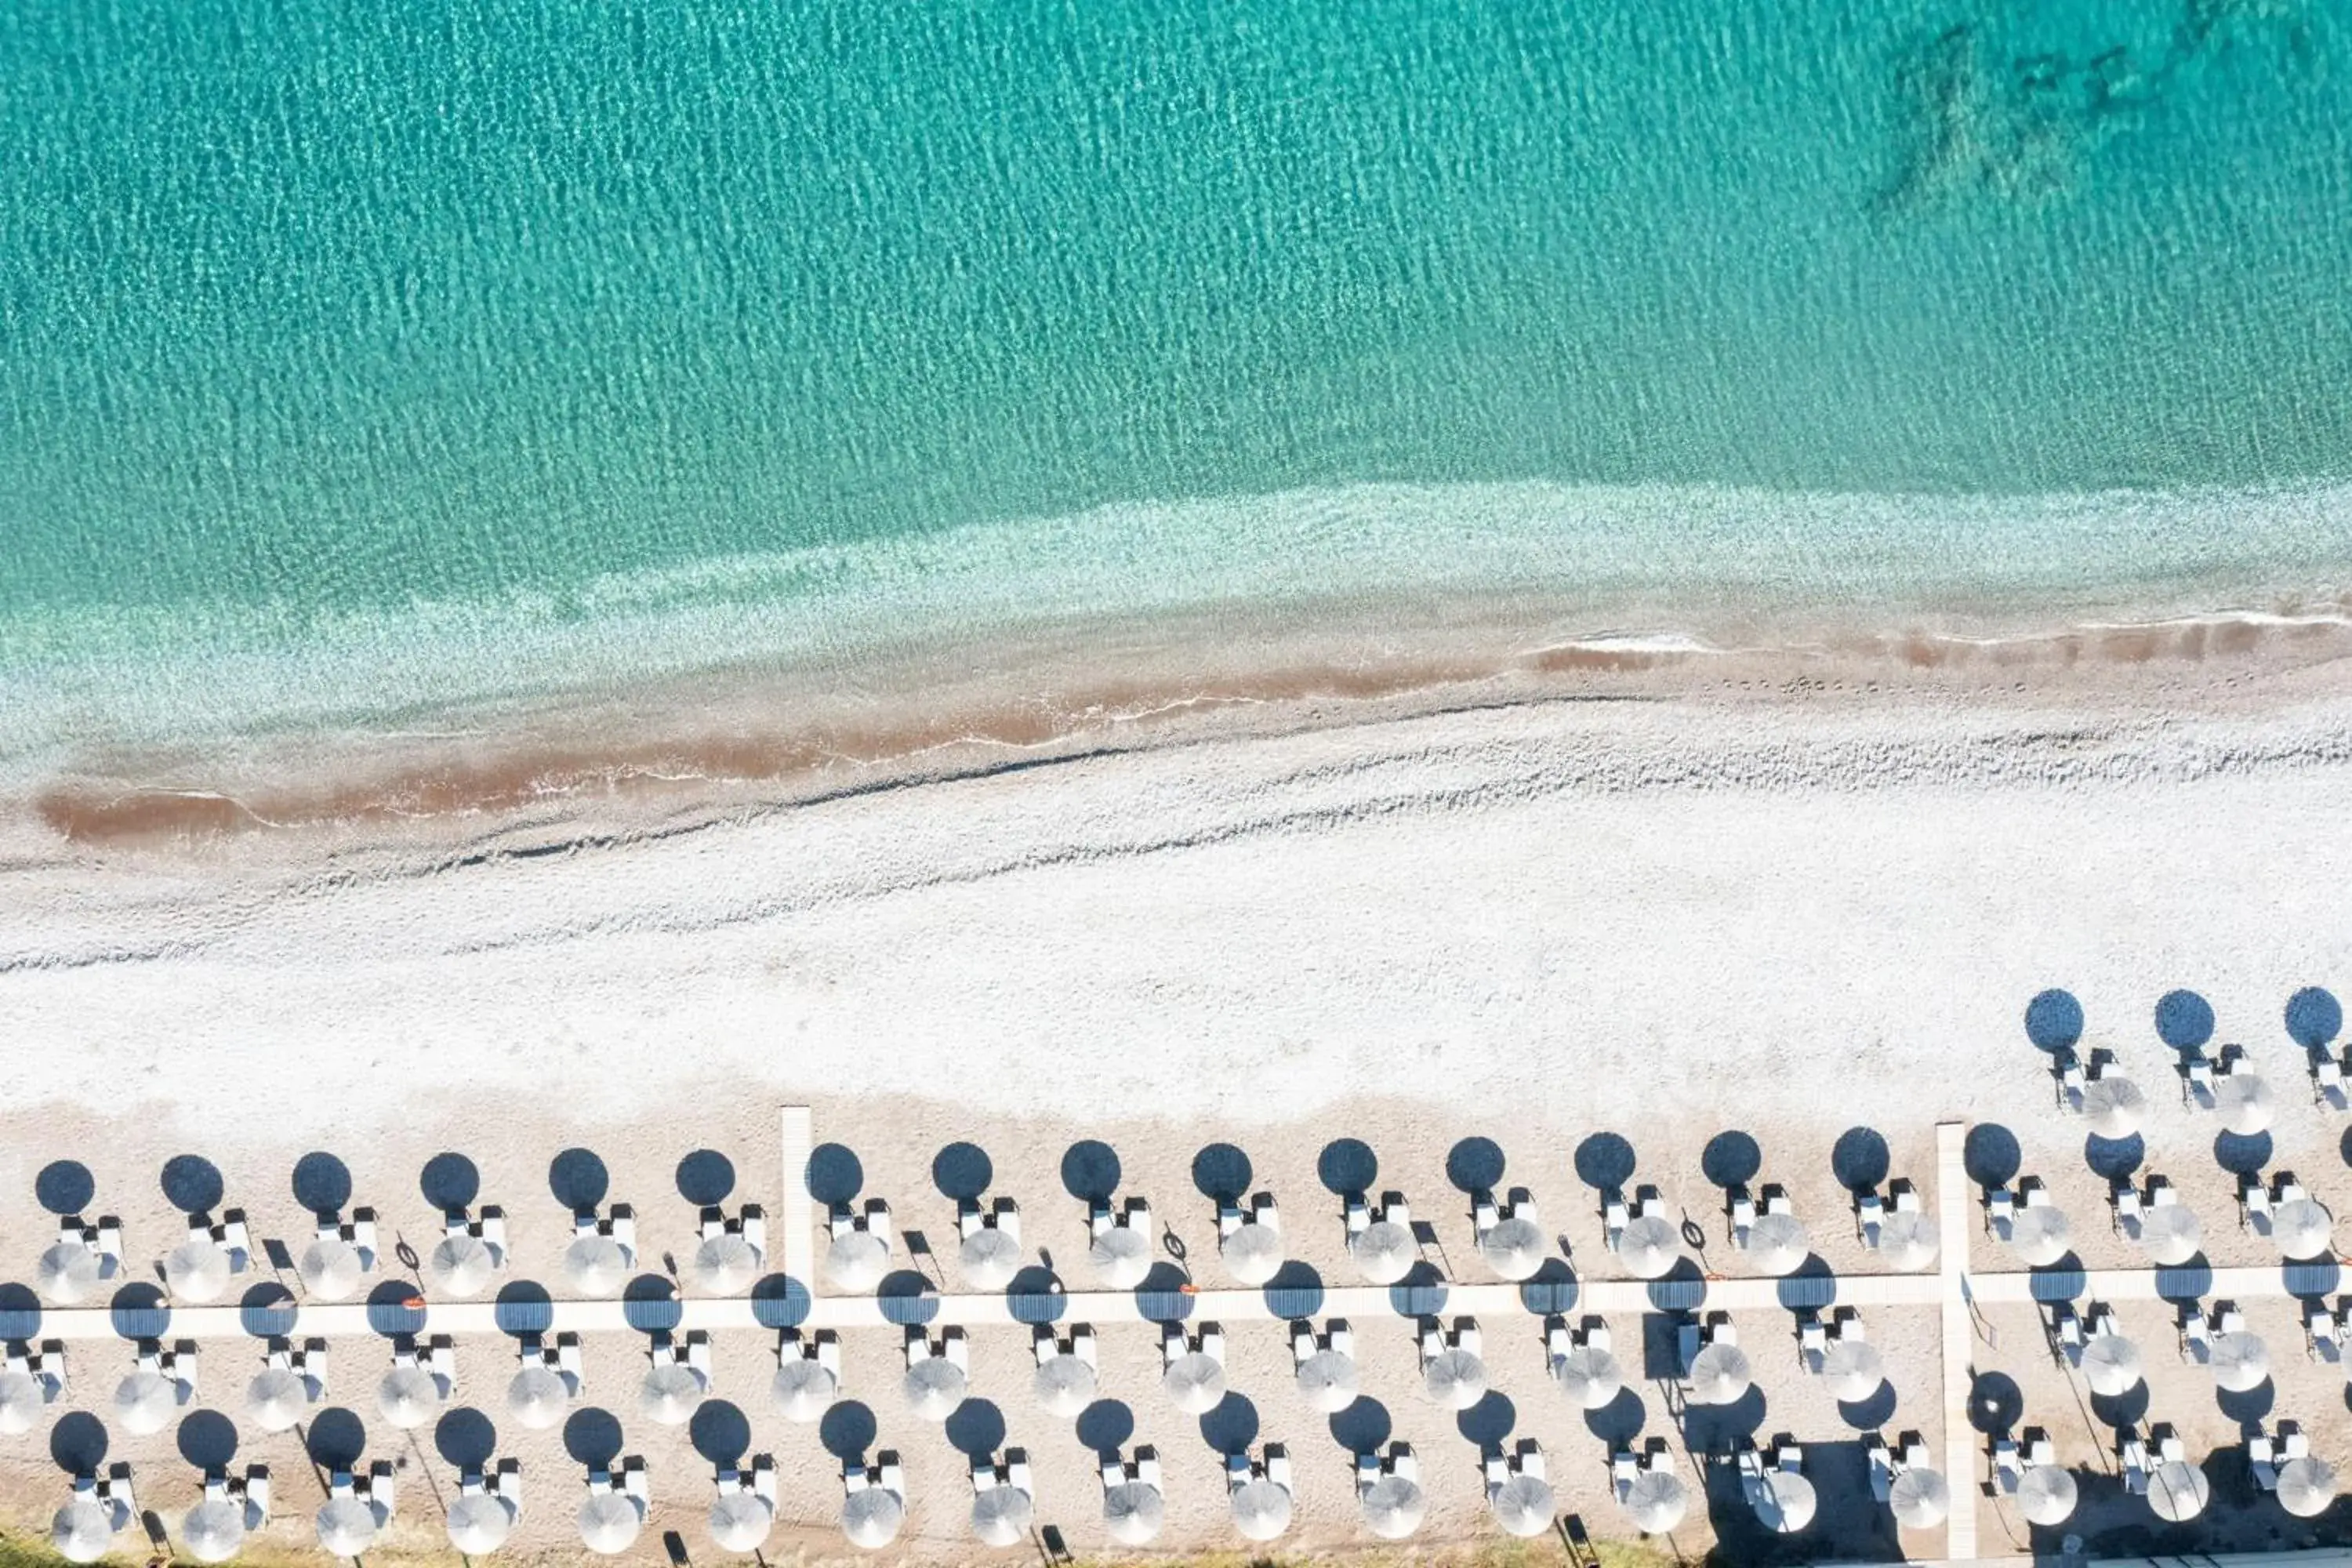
[2251,1432,2278,1490]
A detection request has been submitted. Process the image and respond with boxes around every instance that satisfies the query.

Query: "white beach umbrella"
[2136,1203,2202,1265]
[642,1361,707,1425]
[2271,1198,2335,1260]
[1890,1467,1951,1530]
[247,1365,312,1432]
[1552,1346,1623,1410]
[1740,1212,1810,1276]
[825,1231,891,1293]
[579,1492,641,1555]
[2278,1456,2339,1519]
[1490,1472,1555,1537]
[2208,1330,2270,1392]
[1616,1214,1682,1279]
[1624,1469,1688,1534]
[2080,1334,2143,1397]
[299,1237,365,1301]
[1479,1214,1547,1281]
[36,1242,100,1305]
[316,1497,379,1557]
[1349,1219,1417,1285]
[2147,1460,2209,1523]
[1163,1349,1226,1414]
[1422,1347,1486,1410]
[1221,1221,1284,1285]
[2005,1205,2071,1267]
[904,1355,968,1421]
[164,1237,233,1302]
[1231,1477,1291,1542]
[843,1486,905,1549]
[1033,1354,1095,1417]
[1876,1211,1939,1272]
[2214,1073,2276,1134]
[2017,1464,2078,1526]
[710,1492,774,1553]
[1296,1348,1359,1413]
[448,1494,514,1554]
[428,1232,499,1298]
[114,1368,178,1435]
[379,1364,445,1428]
[1102,1481,1163,1545]
[564,1234,633,1295]
[959,1228,1024,1291]
[970,1485,1032,1548]
[509,1364,572,1429]
[2082,1076,2147,1139]
[1822,1339,1886,1403]
[774,1357,839,1423]
[53,1498,114,1564]
[1361,1474,1426,1539]
[1754,1470,1817,1534]
[0,1370,49,1436]
[183,1497,247,1563]
[1089,1226,1152,1290]
[691,1233,762,1295]
[1687,1341,1752,1406]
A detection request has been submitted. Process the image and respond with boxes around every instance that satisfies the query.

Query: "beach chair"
[1134,1447,1160,1490]
[1327,1319,1352,1358]
[1902,1433,1929,1472]
[1582,1317,1610,1352]
[2111,1178,2141,1232]
[2306,1301,2338,1360]
[2317,1051,2346,1104]
[1417,1319,1446,1367]
[621,1456,649,1513]
[2021,1176,2051,1209]
[2047,1301,2082,1363]
[1454,1318,1481,1357]
[1518,1439,1546,1482]
[1473,1192,1498,1235]
[1775,1441,1805,1475]
[2277,1172,2310,1207]
[1289,1319,1317,1367]
[1705,1313,1737,1348]
[741,1203,769,1254]
[1098,1454,1125,1491]
[2180,1305,2211,1360]
[1864,1432,1893,1501]
[1265,1444,1291,1493]
[479,1206,507,1260]
[1069,1324,1095,1368]
[1728,1184,1756,1240]
[1251,1192,1279,1232]
[220,1210,252,1269]
[1990,1436,2020,1495]
[2025,1429,2053,1469]
[1833,1308,1865,1345]
[1677,1317,1701,1375]
[685,1329,714,1378]
[2121,1433,2150,1495]
[1602,1190,1628,1248]
[1483,1450,1512,1497]
[2282,1421,2310,1461]
[1890,1178,1920,1213]
[2057,1052,2085,1108]
[2154,1425,2185,1466]
[2147,1174,2176,1206]
[1345,1193,1369,1240]
[1762,1184,1793,1218]
[2250,1431,2278,1490]
[2217,1301,2247,1336]
[1856,1187,1884,1245]
[1004,1449,1030,1497]
[1612,1450,1639,1499]
[557,1332,585,1389]
[1987,1186,2015,1233]
[350,1208,378,1262]
[2187,1051,2214,1103]
[1798,1313,1827,1370]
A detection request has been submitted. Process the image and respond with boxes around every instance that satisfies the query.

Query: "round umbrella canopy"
[2147,1460,2210,1523]
[299,1236,366,1301]
[774,1357,839,1423]
[1688,1341,1753,1406]
[37,1242,100,1305]
[691,1232,762,1295]
[1163,1350,1226,1415]
[428,1232,499,1297]
[2278,1456,2339,1519]
[2081,1334,2143,1397]
[183,1497,247,1564]
[960,1228,1024,1291]
[642,1361,708,1425]
[905,1355,969,1421]
[1221,1221,1284,1286]
[1231,1477,1292,1542]
[710,1492,774,1553]
[1890,1467,1951,1530]
[1491,1472,1556,1537]
[2272,1198,2335,1260]
[1822,1339,1886,1403]
[564,1234,632,1295]
[2137,1203,2202,1266]
[843,1486,906,1549]
[1090,1226,1152,1290]
[970,1485,1033,1548]
[53,1498,114,1563]
[1552,1346,1623,1411]
[1361,1474,1426,1540]
[1625,1469,1688,1534]
[1350,1220,1416,1285]
[1741,1212,1810,1276]
[448,1494,515,1554]
[1033,1354,1095,1417]
[379,1363,445,1428]
[1423,1348,1486,1410]
[2082,1076,2147,1138]
[1479,1215,1547,1281]
[2017,1464,2078,1526]
[165,1237,233,1302]
[509,1363,573,1429]
[2006,1205,2071,1267]
[2215,1073,2276,1134]
[1754,1470,1817,1534]
[1617,1214,1682,1279]
[579,1492,642,1555]
[1876,1210,1940,1272]
[1103,1482,1163,1546]
[1296,1348,1359,1413]
[826,1231,892,1293]
[114,1368,178,1435]
[0,1369,49,1436]
[2208,1330,2270,1393]
[316,1497,380,1557]
[248,1365,312,1432]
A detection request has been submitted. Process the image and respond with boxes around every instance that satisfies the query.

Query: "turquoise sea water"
[3,0,2350,758]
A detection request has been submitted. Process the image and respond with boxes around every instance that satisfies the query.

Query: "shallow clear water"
[3,0,2350,753]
